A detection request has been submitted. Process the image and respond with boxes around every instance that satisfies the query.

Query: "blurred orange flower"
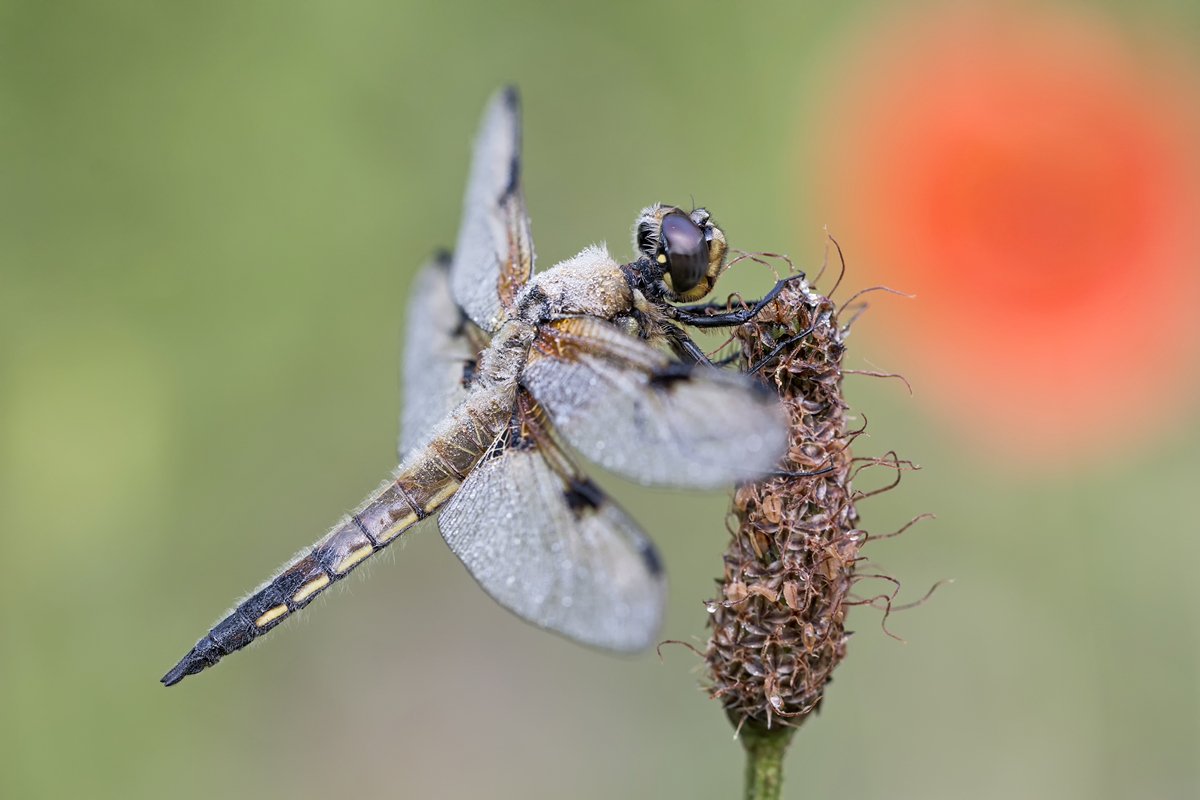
[813,6,1200,463]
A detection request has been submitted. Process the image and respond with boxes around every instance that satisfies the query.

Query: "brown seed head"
[704,275,863,730]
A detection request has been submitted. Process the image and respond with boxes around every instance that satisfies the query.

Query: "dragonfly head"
[633,204,728,303]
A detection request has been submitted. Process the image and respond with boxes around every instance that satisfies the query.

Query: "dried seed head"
[704,274,863,730]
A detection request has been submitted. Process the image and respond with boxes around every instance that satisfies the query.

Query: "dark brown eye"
[660,212,708,293]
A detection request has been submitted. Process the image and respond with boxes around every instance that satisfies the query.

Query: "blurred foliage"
[2,1,1199,799]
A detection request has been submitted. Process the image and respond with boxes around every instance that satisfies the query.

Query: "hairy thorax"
[478,245,635,391]
[519,245,633,323]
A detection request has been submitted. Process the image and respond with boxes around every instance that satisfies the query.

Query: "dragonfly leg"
[662,324,714,365]
[671,274,807,329]
[745,323,818,376]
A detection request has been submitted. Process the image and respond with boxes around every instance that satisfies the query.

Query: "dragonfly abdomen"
[161,388,513,687]
[159,497,421,687]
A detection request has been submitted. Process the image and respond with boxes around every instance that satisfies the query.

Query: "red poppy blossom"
[811,7,1200,463]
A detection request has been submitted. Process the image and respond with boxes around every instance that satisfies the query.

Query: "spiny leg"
[670,274,807,329]
[664,275,814,367]
[661,324,712,365]
[662,308,814,371]
[745,324,818,376]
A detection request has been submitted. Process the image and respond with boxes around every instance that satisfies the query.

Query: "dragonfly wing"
[400,254,483,459]
[450,86,535,333]
[522,317,789,489]
[438,396,665,652]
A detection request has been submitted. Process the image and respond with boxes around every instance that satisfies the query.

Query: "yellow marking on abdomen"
[334,544,373,574]
[255,604,289,627]
[376,511,420,544]
[421,482,460,513]
[293,574,330,604]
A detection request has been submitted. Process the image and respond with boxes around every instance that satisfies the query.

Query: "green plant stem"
[739,722,797,800]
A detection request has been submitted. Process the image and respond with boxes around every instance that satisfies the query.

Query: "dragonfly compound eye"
[660,212,709,293]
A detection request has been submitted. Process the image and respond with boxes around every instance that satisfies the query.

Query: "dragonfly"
[162,87,795,687]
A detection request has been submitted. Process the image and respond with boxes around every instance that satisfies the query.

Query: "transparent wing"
[438,397,665,652]
[521,317,788,489]
[400,254,483,459]
[450,86,535,333]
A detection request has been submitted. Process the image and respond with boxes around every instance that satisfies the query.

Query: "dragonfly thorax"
[516,245,635,324]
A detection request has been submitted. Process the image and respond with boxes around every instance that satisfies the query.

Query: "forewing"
[438,410,665,652]
[400,255,477,458]
[522,318,788,489]
[451,86,535,332]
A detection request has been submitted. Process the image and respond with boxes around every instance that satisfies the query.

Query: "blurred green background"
[3,1,1199,798]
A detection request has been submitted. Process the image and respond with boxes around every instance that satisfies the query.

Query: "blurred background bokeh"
[3,1,1199,798]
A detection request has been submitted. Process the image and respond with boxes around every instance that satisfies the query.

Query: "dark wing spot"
[563,477,604,515]
[504,153,521,199]
[638,539,664,577]
[499,87,522,198]
[649,361,695,387]
[501,84,521,111]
